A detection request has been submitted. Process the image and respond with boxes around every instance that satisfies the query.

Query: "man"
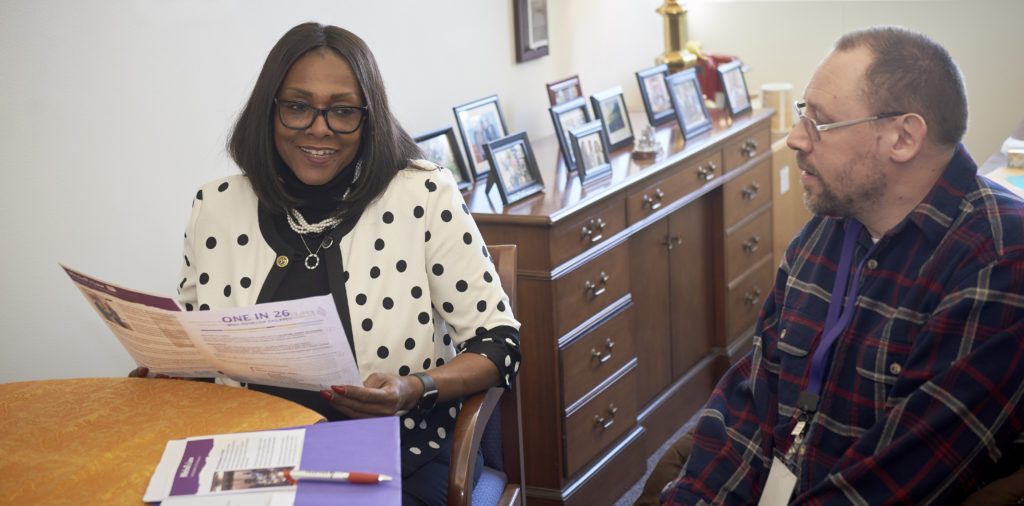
[661,25,1024,505]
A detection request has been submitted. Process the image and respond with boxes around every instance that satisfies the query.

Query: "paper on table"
[63,265,361,390]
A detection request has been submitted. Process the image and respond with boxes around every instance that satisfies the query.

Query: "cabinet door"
[629,219,672,406]
[669,194,715,377]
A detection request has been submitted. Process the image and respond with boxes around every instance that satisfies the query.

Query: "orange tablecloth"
[0,377,325,505]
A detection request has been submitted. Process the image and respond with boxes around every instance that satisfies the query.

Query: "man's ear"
[889,113,927,163]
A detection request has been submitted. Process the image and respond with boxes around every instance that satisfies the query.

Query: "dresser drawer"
[723,158,773,229]
[560,306,635,408]
[551,200,627,266]
[626,151,720,225]
[564,361,638,476]
[723,125,771,173]
[724,255,775,343]
[554,243,631,337]
[724,207,773,282]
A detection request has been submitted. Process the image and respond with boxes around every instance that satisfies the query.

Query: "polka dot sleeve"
[417,161,521,387]
[175,186,205,312]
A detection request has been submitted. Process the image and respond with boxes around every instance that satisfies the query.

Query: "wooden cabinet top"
[466,108,775,225]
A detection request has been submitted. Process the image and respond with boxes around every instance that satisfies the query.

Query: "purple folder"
[294,417,402,505]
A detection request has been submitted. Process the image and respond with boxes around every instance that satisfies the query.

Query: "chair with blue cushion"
[448,244,525,506]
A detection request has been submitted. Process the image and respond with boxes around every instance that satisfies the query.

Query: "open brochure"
[143,418,401,506]
[62,265,361,391]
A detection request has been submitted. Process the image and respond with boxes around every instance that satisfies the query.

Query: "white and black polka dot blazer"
[176,162,521,468]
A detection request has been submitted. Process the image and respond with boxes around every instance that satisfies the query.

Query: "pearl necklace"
[285,160,362,270]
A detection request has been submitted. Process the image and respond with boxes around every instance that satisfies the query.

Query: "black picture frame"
[413,126,473,191]
[636,64,675,126]
[484,131,545,206]
[547,74,582,106]
[453,95,509,178]
[666,67,713,139]
[590,85,634,152]
[514,0,549,63]
[718,60,752,116]
[569,120,613,184]
[549,96,591,170]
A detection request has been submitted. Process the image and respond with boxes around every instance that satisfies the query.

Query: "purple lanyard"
[804,220,878,401]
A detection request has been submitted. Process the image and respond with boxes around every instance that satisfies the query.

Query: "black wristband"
[411,372,438,416]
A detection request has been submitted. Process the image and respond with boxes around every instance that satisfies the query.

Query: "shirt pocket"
[853,328,912,414]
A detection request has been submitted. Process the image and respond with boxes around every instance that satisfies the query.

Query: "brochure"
[62,265,361,391]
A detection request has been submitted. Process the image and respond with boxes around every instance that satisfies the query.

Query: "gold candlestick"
[656,0,697,74]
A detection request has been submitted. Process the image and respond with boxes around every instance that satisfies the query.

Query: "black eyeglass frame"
[794,100,906,141]
[274,98,369,134]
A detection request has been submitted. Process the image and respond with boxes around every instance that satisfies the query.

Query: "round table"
[0,377,325,505]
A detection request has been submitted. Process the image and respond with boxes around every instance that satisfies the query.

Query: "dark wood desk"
[466,109,774,505]
[0,377,325,505]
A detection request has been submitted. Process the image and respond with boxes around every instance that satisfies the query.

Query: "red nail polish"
[320,390,333,401]
[331,385,346,395]
[138,367,149,377]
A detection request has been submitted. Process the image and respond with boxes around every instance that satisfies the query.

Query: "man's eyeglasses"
[794,100,906,141]
[275,98,368,134]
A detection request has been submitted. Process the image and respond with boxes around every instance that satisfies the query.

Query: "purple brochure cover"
[62,265,181,311]
[169,438,214,496]
[294,417,402,505]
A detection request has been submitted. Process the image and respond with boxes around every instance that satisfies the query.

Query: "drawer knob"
[584,272,609,297]
[696,161,717,181]
[744,286,762,305]
[740,139,759,158]
[741,182,760,200]
[593,404,618,429]
[742,235,760,253]
[663,235,682,250]
[642,188,664,211]
[590,338,616,364]
[580,217,607,244]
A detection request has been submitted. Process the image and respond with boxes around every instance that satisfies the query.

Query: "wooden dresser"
[466,108,775,505]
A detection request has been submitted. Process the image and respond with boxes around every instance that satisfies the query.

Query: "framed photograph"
[453,95,509,178]
[590,85,634,152]
[549,96,591,170]
[514,0,549,63]
[718,60,752,116]
[484,131,545,206]
[413,126,473,191]
[547,74,582,106]
[635,64,674,126]
[569,120,612,184]
[666,67,712,139]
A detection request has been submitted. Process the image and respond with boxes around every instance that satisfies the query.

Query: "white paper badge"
[757,457,798,506]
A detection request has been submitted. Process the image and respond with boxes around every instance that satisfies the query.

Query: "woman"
[160,22,520,505]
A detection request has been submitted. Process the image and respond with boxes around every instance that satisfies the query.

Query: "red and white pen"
[283,469,393,484]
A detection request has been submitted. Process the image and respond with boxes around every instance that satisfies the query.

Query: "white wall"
[2,0,1021,383]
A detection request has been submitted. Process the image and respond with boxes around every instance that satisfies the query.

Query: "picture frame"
[590,85,634,152]
[453,95,509,178]
[717,60,752,116]
[547,74,582,106]
[549,96,591,170]
[666,67,713,139]
[484,131,545,206]
[569,120,613,184]
[635,64,675,126]
[413,126,473,191]
[514,0,549,63]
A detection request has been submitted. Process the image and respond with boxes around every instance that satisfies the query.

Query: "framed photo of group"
[590,85,634,152]
[413,127,474,191]
[514,0,549,62]
[547,75,582,106]
[636,64,674,126]
[717,60,752,116]
[569,120,612,184]
[453,95,509,178]
[484,131,545,206]
[666,67,712,139]
[549,96,591,170]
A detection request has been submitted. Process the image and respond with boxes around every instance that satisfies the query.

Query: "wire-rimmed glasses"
[794,100,905,141]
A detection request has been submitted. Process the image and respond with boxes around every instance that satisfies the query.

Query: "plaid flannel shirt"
[664,145,1024,505]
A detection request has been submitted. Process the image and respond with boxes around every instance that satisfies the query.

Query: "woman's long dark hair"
[228,22,422,218]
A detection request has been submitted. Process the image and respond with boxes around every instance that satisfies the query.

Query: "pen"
[283,469,393,484]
